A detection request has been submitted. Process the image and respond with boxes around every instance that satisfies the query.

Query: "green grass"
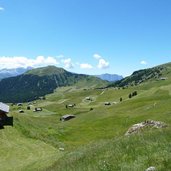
[0,127,63,171]
[1,77,171,170]
[48,129,171,171]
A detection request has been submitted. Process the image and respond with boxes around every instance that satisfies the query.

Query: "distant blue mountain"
[96,73,123,82]
[0,67,32,80]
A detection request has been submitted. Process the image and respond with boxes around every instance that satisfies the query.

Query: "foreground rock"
[125,120,167,136]
[145,166,156,171]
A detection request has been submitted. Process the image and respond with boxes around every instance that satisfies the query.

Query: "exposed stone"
[125,120,167,136]
[145,166,156,171]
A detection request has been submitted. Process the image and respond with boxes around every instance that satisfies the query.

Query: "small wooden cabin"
[0,102,13,129]
[68,104,75,107]
[60,114,75,121]
[66,104,76,108]
[85,97,91,100]
[33,107,42,112]
[105,102,111,105]
[19,109,24,113]
[160,77,167,80]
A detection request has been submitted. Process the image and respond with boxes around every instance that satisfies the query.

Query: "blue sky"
[0,0,171,76]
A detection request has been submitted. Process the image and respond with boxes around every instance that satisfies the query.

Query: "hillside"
[108,62,171,87]
[0,62,171,170]
[0,66,108,103]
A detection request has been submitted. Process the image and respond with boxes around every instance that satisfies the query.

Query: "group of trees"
[129,91,138,98]
[119,90,138,102]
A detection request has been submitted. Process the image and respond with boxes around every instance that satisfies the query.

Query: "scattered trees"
[129,91,138,99]
[129,94,132,98]
[132,91,137,96]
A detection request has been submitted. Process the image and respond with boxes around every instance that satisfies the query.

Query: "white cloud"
[140,60,147,65]
[62,58,74,69]
[93,53,110,69]
[93,54,102,60]
[0,56,59,69]
[0,7,4,11]
[80,63,93,69]
[97,58,109,69]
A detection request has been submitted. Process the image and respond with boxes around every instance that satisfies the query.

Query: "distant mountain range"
[0,67,123,82]
[95,73,123,82]
[0,66,108,103]
[0,67,32,80]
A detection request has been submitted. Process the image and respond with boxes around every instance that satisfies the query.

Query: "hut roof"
[33,107,42,112]
[68,104,74,107]
[61,114,75,119]
[105,102,111,105]
[0,102,9,113]
[19,110,24,113]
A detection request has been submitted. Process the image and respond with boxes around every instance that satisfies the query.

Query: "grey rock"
[125,120,167,136]
[145,166,156,171]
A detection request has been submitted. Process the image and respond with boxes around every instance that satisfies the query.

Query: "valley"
[0,63,171,170]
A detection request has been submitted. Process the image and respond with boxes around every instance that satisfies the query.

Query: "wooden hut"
[105,102,111,105]
[85,97,91,100]
[0,102,13,129]
[67,104,75,107]
[60,114,75,121]
[33,107,42,112]
[19,109,24,113]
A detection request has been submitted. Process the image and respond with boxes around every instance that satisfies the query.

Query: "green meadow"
[1,75,171,170]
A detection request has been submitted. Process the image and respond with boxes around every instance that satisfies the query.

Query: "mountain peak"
[25,65,66,76]
[95,73,123,82]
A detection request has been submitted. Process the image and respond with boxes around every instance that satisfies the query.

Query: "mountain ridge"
[108,62,171,87]
[0,66,108,103]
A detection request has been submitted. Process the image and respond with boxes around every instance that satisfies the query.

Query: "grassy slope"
[0,69,171,170]
[0,127,62,171]
[45,80,171,170]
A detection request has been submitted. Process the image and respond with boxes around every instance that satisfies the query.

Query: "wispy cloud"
[0,7,4,11]
[80,63,93,69]
[62,58,74,69]
[93,54,102,60]
[0,56,59,69]
[140,60,147,65]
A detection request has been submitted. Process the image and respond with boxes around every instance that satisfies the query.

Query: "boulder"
[125,120,167,136]
[145,166,156,171]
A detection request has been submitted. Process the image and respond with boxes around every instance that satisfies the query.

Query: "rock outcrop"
[125,120,167,136]
[145,166,156,171]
